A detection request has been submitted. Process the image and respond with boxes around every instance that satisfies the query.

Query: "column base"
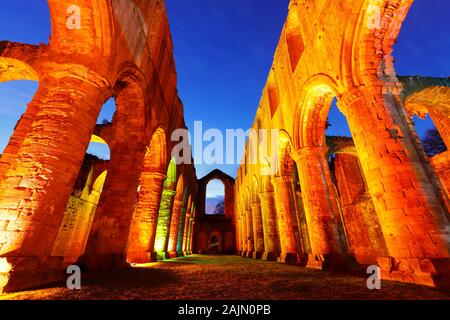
[245,251,254,258]
[262,252,279,261]
[240,251,247,257]
[306,253,360,271]
[0,256,66,294]
[377,257,450,288]
[156,252,170,260]
[79,253,129,272]
[127,252,158,264]
[168,252,178,259]
[252,252,263,259]
[278,253,304,265]
[176,251,185,257]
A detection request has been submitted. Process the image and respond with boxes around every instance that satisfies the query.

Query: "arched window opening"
[325,98,352,138]
[51,99,114,263]
[86,98,116,161]
[205,179,225,215]
[412,114,447,157]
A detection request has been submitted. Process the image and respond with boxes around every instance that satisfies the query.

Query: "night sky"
[0,1,448,200]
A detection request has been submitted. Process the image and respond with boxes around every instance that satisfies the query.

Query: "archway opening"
[412,114,447,157]
[51,98,115,263]
[205,179,225,215]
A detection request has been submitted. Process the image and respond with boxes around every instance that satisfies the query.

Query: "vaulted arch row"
[126,127,168,263]
[269,130,307,265]
[0,61,112,292]
[293,82,393,271]
[51,134,111,265]
[331,0,450,285]
[79,73,147,271]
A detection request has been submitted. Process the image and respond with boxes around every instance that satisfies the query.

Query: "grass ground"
[1,255,449,300]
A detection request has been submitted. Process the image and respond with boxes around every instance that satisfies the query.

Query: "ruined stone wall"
[0,0,198,293]
[235,0,450,288]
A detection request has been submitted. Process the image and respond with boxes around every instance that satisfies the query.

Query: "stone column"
[240,213,248,256]
[293,147,350,269]
[272,176,302,264]
[0,73,108,293]
[187,219,195,253]
[340,87,450,286]
[259,191,280,261]
[245,208,254,257]
[167,199,184,257]
[182,211,191,255]
[153,189,177,259]
[126,172,166,263]
[251,202,265,259]
[176,206,188,256]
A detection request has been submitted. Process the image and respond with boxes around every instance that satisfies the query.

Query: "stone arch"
[143,127,168,174]
[276,130,296,177]
[350,0,413,85]
[126,127,168,263]
[251,175,260,204]
[198,170,235,219]
[81,72,147,270]
[293,77,339,150]
[0,57,38,82]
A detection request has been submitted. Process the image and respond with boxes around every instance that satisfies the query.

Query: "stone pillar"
[235,215,241,254]
[250,202,264,259]
[187,218,195,253]
[245,208,254,257]
[126,172,166,263]
[259,191,280,261]
[182,211,191,255]
[293,147,350,269]
[0,73,107,293]
[167,199,184,257]
[272,176,302,264]
[176,206,188,256]
[240,213,248,256]
[154,189,177,259]
[340,87,450,287]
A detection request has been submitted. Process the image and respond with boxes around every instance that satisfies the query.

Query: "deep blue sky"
[0,1,449,190]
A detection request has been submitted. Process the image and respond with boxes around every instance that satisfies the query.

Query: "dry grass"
[1,255,449,300]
